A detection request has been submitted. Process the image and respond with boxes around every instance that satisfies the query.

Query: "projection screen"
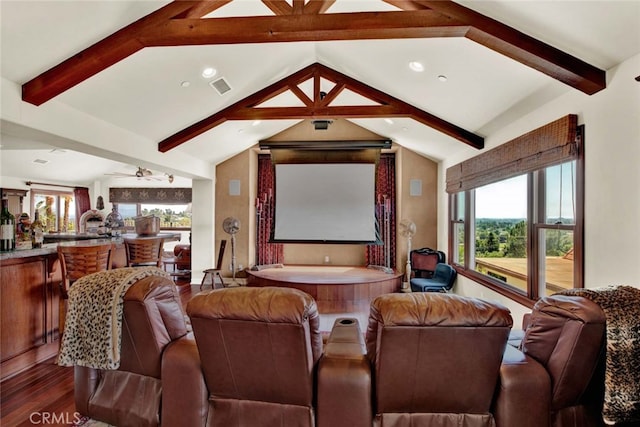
[273,163,378,243]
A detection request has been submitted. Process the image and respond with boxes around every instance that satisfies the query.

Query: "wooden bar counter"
[0,233,180,381]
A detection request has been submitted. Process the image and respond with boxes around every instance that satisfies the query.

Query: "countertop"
[0,233,181,261]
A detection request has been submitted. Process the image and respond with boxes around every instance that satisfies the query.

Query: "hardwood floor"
[0,281,195,427]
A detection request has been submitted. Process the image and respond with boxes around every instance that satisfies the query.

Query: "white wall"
[190,176,216,285]
[439,53,640,323]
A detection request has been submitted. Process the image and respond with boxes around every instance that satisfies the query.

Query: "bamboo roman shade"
[446,115,579,193]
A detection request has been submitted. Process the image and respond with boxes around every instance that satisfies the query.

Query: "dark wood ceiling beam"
[288,84,314,107]
[21,1,228,106]
[159,63,484,152]
[159,64,320,152]
[228,105,405,120]
[292,0,305,15]
[318,82,346,107]
[314,63,483,148]
[140,11,468,45]
[397,0,606,94]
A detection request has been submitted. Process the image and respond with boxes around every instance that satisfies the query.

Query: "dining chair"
[123,237,164,268]
[200,239,226,290]
[57,242,114,333]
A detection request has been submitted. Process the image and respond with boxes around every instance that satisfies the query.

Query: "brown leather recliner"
[517,295,607,427]
[74,275,189,427]
[365,292,530,427]
[162,286,370,427]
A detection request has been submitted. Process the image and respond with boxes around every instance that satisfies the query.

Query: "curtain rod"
[25,181,87,190]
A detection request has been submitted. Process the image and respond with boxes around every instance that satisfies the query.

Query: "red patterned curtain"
[256,155,284,266]
[73,187,91,231]
[366,153,396,269]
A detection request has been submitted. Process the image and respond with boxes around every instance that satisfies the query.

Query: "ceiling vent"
[209,77,231,96]
[33,159,49,165]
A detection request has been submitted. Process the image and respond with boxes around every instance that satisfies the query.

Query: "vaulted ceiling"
[1,0,638,184]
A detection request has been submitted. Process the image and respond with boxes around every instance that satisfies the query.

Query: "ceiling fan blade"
[105,172,135,177]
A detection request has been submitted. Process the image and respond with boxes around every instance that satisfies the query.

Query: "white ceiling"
[1,0,639,185]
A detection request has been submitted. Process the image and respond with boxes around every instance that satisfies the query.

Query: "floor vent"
[210,77,232,95]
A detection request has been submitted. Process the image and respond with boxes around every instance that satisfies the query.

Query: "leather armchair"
[74,275,189,427]
[162,286,369,427]
[517,295,606,427]
[365,292,521,427]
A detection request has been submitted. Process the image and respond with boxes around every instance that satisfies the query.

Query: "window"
[446,116,583,306]
[115,203,191,229]
[31,190,75,232]
[474,175,529,295]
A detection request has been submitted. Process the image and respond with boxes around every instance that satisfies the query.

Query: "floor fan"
[399,219,416,291]
[223,217,241,286]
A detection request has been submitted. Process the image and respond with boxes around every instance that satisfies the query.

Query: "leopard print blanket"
[558,285,640,425]
[57,267,170,370]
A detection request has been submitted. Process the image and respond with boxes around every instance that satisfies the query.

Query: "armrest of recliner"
[161,334,209,427]
[317,318,372,427]
[74,366,100,416]
[495,345,551,427]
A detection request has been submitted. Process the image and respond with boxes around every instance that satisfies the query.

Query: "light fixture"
[384,118,394,125]
[437,75,448,82]
[166,174,174,184]
[180,81,191,88]
[252,120,262,126]
[311,120,332,130]
[201,67,217,78]
[409,61,425,72]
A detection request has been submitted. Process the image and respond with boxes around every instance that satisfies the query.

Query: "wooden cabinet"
[0,252,61,381]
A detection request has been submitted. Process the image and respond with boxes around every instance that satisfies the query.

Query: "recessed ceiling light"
[409,61,425,72]
[180,81,191,88]
[49,148,66,155]
[252,120,261,126]
[202,67,217,78]
[437,75,448,82]
[33,159,49,165]
[384,118,394,125]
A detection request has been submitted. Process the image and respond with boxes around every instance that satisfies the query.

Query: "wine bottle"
[1,199,16,251]
[31,211,44,248]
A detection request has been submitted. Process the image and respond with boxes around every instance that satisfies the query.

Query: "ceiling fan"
[105,166,173,183]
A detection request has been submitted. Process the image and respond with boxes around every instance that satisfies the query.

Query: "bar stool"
[58,242,114,333]
[123,237,164,268]
[163,244,191,282]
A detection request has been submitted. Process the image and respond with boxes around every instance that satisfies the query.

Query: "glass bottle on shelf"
[31,211,44,248]
[16,212,32,250]
[1,199,16,251]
